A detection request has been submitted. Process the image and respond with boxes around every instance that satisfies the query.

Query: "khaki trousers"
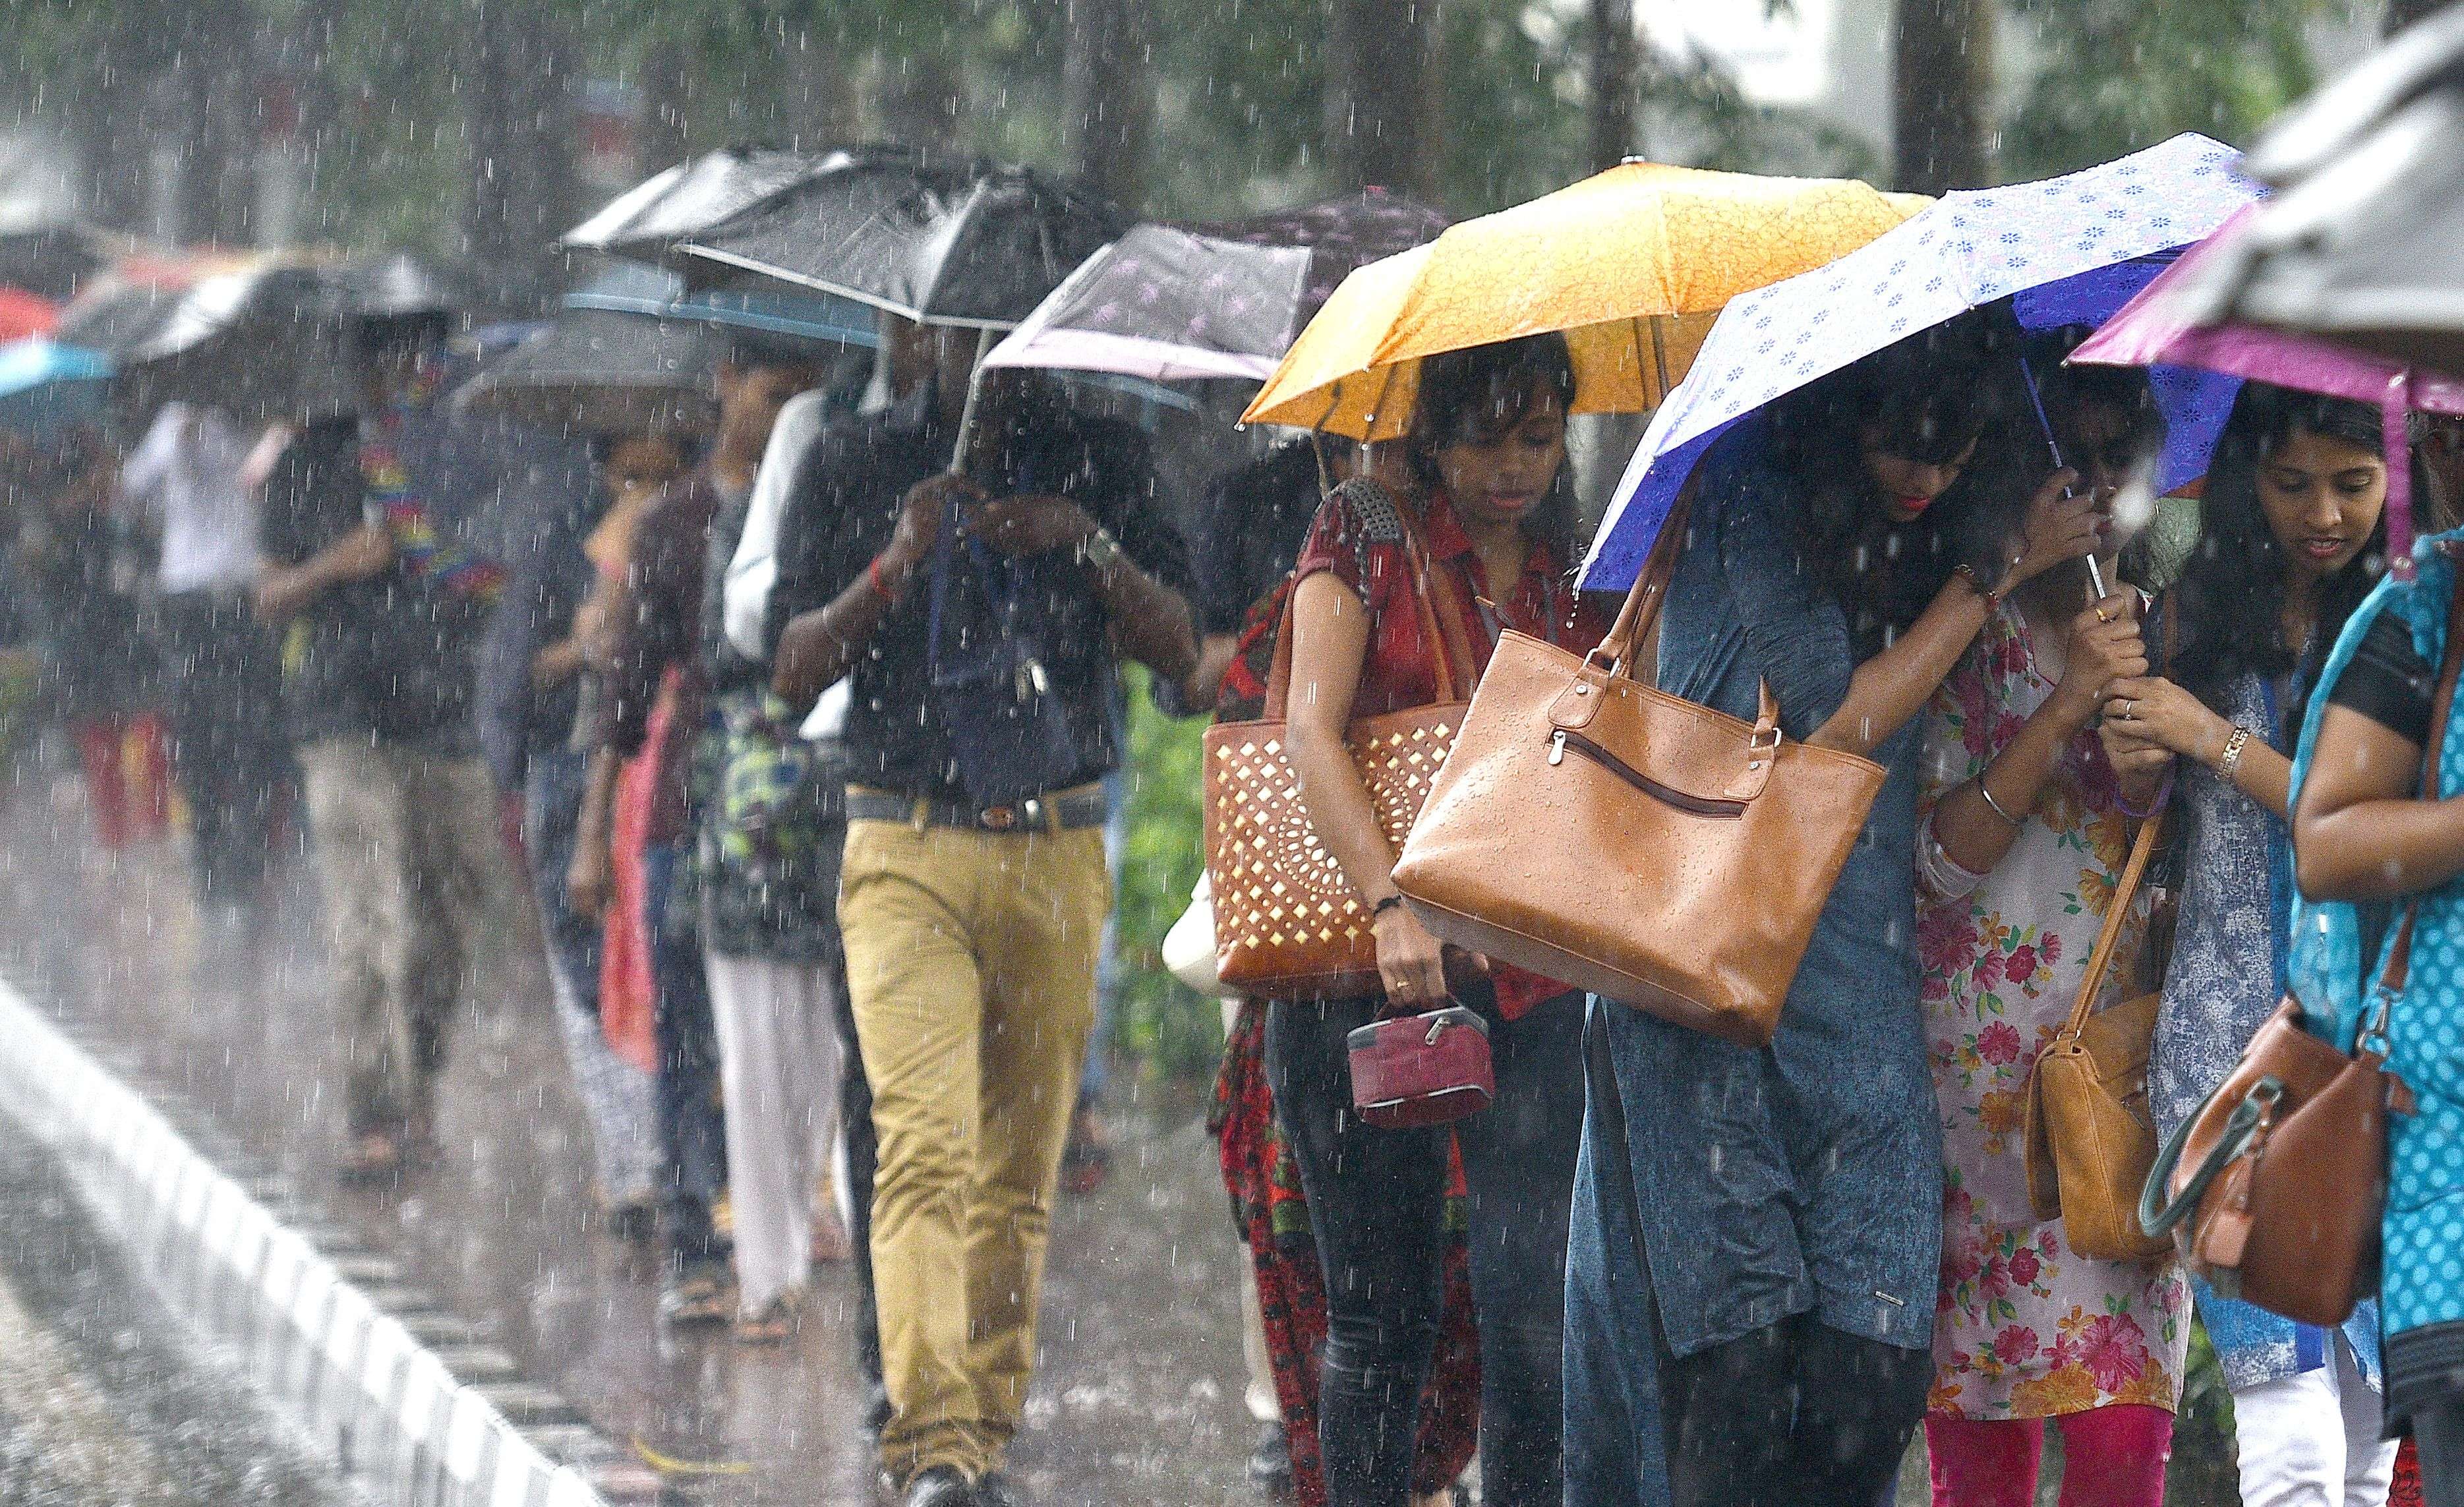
[299,738,513,1137]
[840,816,1108,1483]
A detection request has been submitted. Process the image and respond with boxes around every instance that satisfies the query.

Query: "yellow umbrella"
[1243,162,1930,439]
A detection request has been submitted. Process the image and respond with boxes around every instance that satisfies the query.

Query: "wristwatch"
[1081,525,1124,574]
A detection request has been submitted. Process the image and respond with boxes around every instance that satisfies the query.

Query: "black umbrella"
[983,189,1450,385]
[454,307,720,436]
[2183,7,2464,375]
[561,146,826,263]
[672,144,1128,329]
[118,261,357,421]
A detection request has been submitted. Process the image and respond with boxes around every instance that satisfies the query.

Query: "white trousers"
[705,952,842,1315]
[2232,1335,2400,1507]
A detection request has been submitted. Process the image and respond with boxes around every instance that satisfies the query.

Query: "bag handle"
[2359,572,2464,1048]
[2055,593,2182,1038]
[1592,489,1694,680]
[1260,478,1473,721]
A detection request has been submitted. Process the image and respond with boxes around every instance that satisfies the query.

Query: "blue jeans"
[1266,988,1584,1507]
[645,840,726,1270]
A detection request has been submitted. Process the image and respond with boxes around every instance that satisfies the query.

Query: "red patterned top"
[1291,481,1604,1019]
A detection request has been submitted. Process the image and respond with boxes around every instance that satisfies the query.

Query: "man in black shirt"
[763,319,1194,1507]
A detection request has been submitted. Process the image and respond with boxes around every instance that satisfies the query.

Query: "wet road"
[0,759,1263,1506]
[0,1111,353,1507]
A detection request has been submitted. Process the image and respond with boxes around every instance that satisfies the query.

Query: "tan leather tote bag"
[1390,502,1887,1047]
[1204,481,1479,999]
[2022,810,2169,1261]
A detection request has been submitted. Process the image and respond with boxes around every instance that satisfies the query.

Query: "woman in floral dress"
[1915,367,2190,1506]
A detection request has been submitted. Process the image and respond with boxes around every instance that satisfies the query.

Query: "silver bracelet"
[1978,779,2025,827]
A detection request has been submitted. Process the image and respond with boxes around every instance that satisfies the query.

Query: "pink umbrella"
[2072,205,2464,576]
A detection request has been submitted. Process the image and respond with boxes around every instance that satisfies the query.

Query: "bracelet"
[1952,564,2003,615]
[866,554,899,606]
[1370,894,1407,920]
[2115,769,2174,820]
[1977,778,2025,827]
[2218,725,2252,784]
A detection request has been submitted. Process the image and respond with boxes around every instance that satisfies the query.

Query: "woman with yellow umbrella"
[1227,162,1925,1507]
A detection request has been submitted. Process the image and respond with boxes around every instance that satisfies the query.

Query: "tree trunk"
[874,45,966,157]
[461,3,579,316]
[1324,0,1434,195]
[1588,0,1637,173]
[641,38,697,170]
[1061,0,1155,212]
[1892,0,1993,194]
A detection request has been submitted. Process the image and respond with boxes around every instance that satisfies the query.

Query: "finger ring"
[2121,699,2137,720]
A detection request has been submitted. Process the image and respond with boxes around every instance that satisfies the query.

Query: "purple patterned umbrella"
[982,189,1448,384]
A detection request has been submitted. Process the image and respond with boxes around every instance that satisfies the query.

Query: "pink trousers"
[1926,1404,2173,1507]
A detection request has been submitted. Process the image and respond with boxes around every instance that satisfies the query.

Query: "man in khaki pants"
[761,329,1194,1507]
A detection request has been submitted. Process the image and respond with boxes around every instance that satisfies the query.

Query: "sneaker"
[1246,1421,1295,1495]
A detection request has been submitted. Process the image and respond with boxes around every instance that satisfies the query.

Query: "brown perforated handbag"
[1389,499,1888,1047]
[2138,582,2463,1326]
[1204,481,1479,999]
[2021,808,2170,1261]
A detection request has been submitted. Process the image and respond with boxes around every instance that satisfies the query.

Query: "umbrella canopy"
[673,144,1127,328]
[562,146,825,262]
[565,260,883,350]
[119,260,359,421]
[1584,133,2258,589]
[0,338,109,434]
[0,288,53,343]
[1243,161,1929,440]
[2167,8,2464,376]
[982,189,1450,385]
[55,279,183,357]
[454,307,721,435]
[2072,210,2464,569]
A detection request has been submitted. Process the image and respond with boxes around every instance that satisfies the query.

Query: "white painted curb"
[0,978,610,1507]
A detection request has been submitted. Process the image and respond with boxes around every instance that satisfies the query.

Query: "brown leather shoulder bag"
[2137,583,2462,1325]
[1390,498,1888,1047]
[1204,479,1479,999]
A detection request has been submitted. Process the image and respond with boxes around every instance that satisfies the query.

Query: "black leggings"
[1585,1007,1929,1507]
[1266,989,1585,1507]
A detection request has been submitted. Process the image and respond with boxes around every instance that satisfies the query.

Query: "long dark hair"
[2170,383,2403,712]
[1404,332,1583,570]
[1770,315,2010,657]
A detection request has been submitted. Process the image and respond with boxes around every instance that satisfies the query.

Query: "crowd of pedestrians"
[13,47,2464,1507]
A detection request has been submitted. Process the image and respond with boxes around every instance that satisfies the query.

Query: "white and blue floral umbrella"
[1582,133,2259,590]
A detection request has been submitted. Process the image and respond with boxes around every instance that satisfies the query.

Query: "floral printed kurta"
[1914,605,2189,1421]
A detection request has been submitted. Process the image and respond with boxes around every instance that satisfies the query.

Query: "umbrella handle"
[2019,351,2108,601]
[950,327,999,478]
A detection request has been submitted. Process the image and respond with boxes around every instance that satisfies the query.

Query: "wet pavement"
[0,1109,353,1507]
[0,755,1264,1506]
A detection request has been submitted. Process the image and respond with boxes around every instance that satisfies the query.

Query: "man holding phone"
[759,317,1196,1507]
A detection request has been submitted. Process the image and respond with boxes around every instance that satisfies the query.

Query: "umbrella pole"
[2017,352,2107,601]
[950,326,998,477]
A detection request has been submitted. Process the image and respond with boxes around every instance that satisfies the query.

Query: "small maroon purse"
[1345,1005,1494,1129]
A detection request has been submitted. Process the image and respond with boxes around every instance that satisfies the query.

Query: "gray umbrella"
[561,146,825,263]
[454,307,720,436]
[2183,7,2464,374]
[117,261,358,421]
[672,144,1127,329]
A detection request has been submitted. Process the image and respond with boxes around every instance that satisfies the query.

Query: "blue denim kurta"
[1564,448,1943,1503]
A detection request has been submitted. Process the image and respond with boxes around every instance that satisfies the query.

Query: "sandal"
[733,1290,803,1345]
[339,1131,404,1182]
[658,1271,732,1327]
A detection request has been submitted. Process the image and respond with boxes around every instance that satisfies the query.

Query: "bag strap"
[1259,478,1475,719]
[2053,593,2181,1038]
[1593,488,1694,680]
[2364,575,2464,1025]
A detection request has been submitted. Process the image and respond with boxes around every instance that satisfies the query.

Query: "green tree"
[2000,0,2357,178]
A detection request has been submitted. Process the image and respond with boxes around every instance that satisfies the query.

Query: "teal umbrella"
[0,338,109,434]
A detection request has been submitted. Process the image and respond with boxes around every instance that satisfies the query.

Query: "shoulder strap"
[1595,487,1694,680]
[2368,574,2464,1006]
[1257,478,1475,719]
[2059,811,2166,1036]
